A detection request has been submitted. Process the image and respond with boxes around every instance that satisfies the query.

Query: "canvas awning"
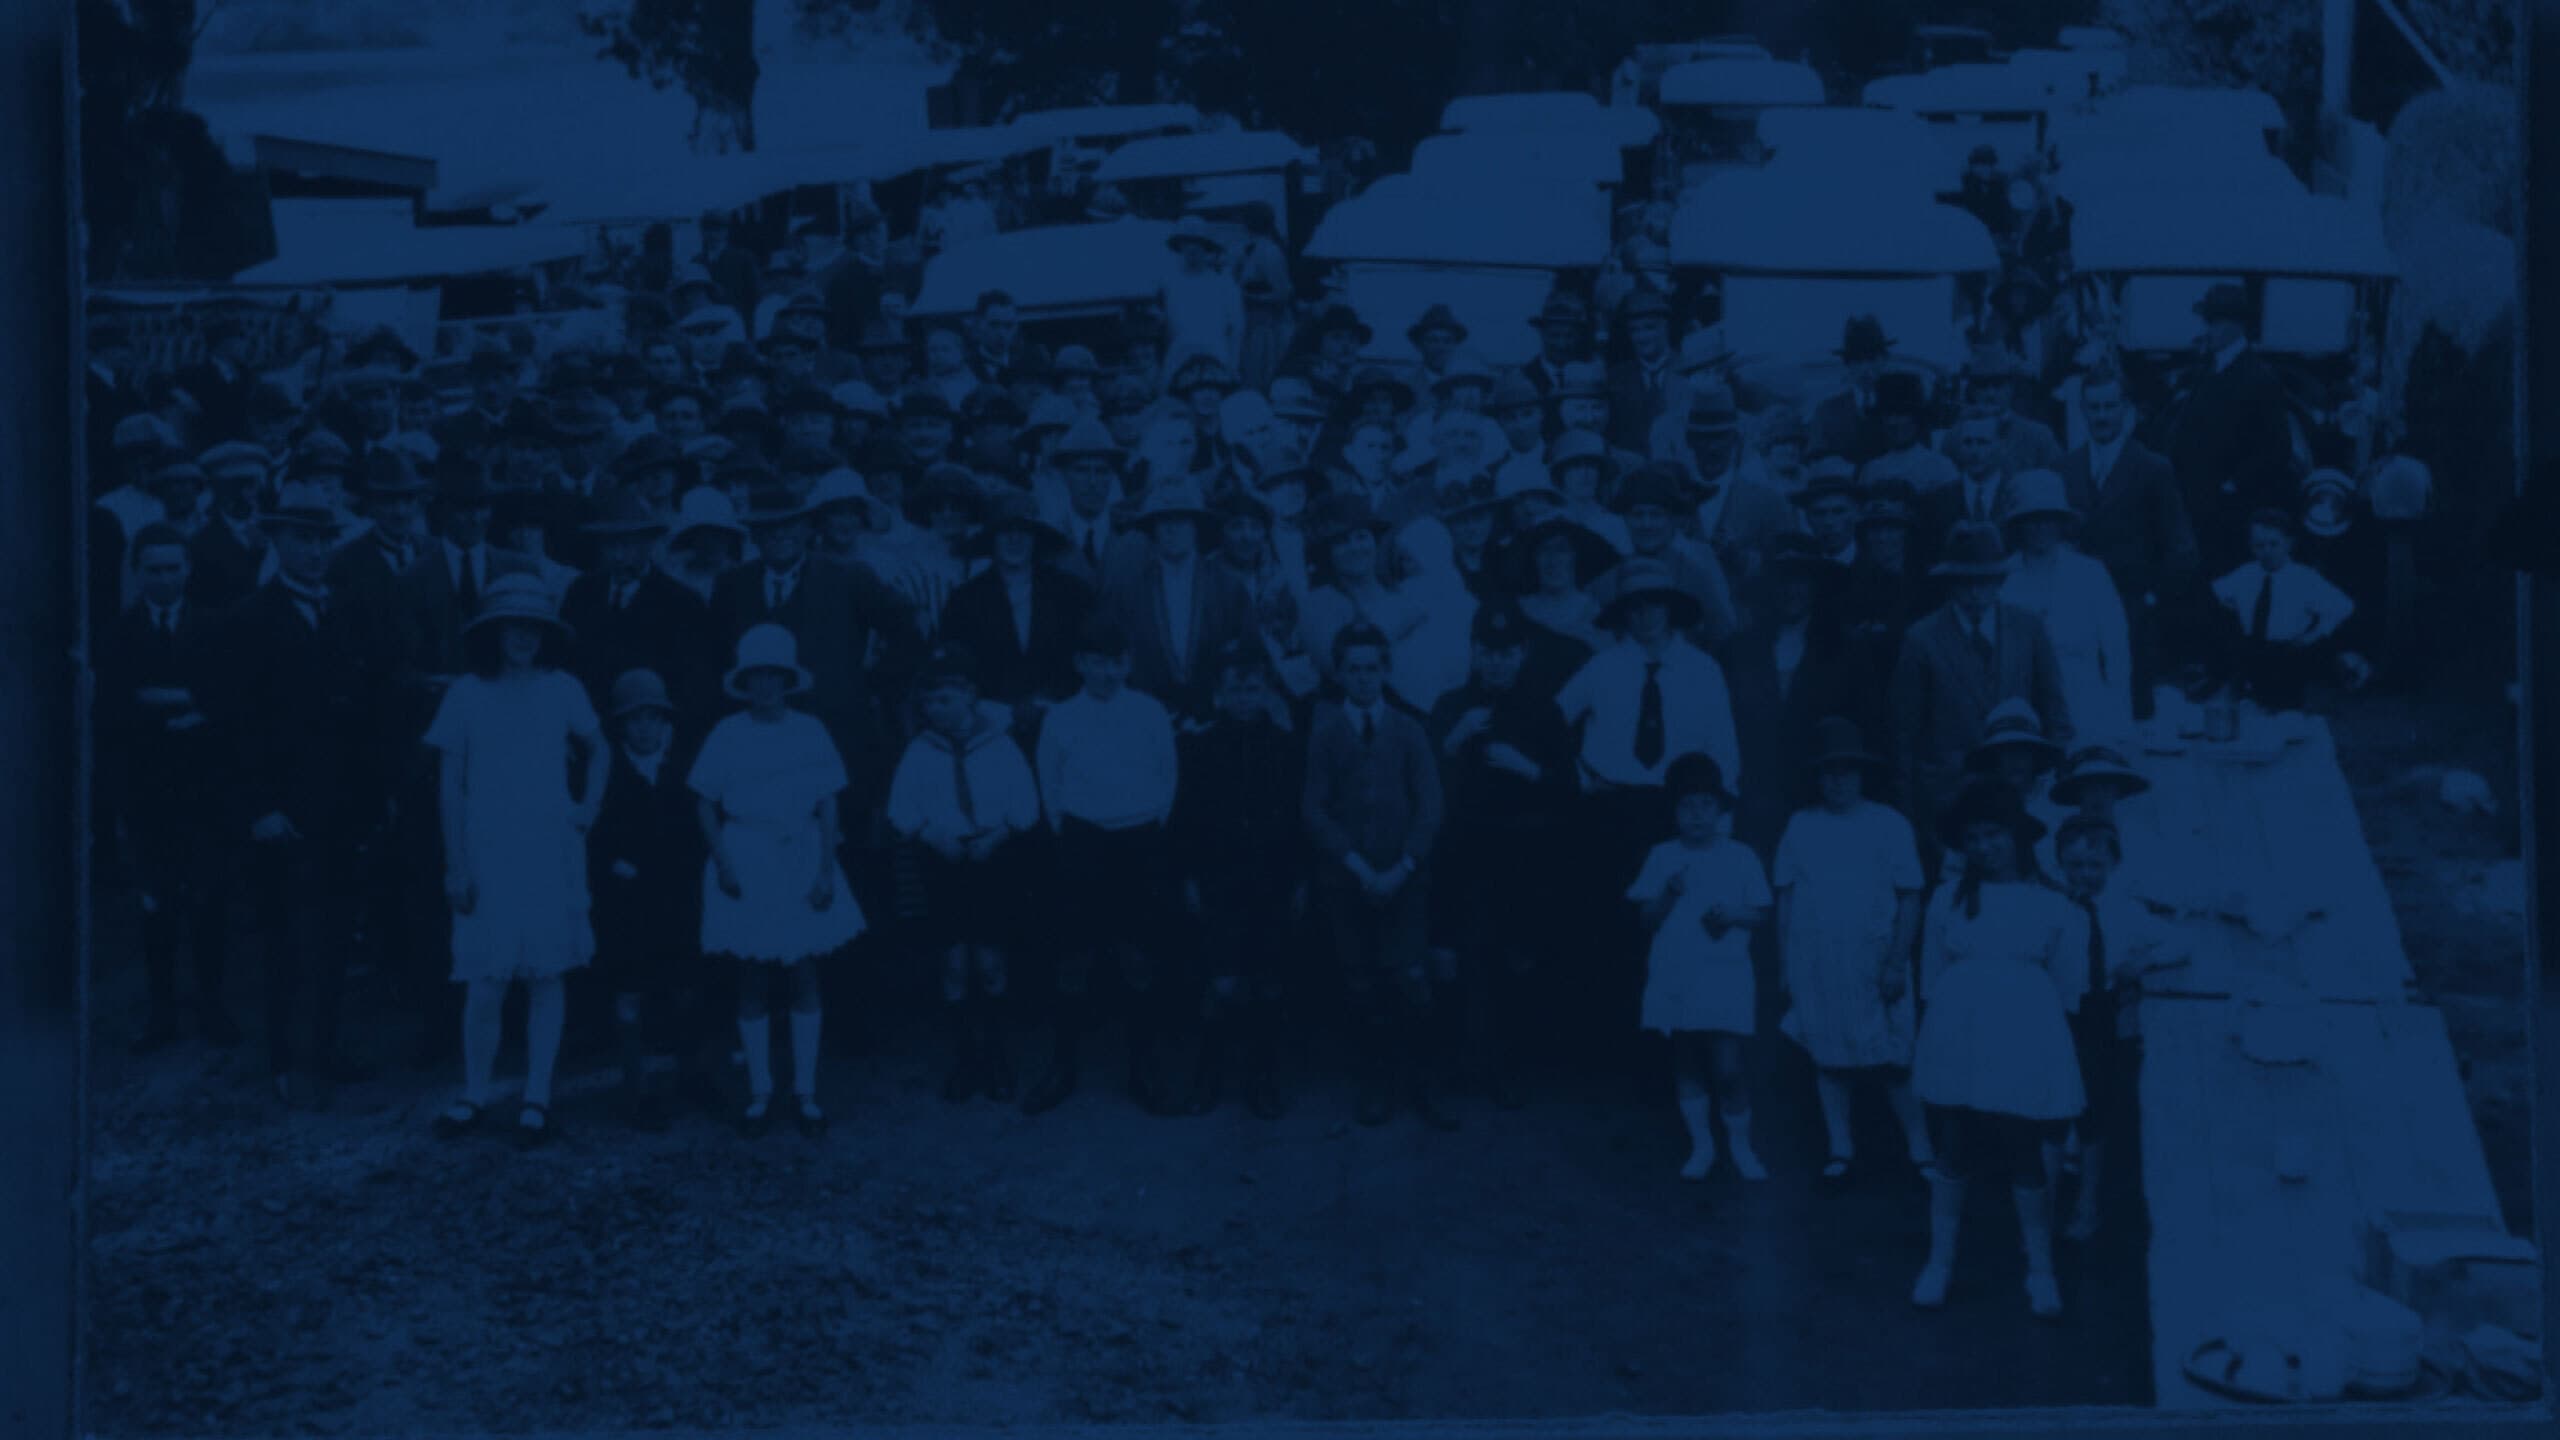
[1409,131,1622,189]
[1004,104,1203,144]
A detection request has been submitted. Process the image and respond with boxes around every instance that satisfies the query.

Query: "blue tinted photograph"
[36,0,2549,1434]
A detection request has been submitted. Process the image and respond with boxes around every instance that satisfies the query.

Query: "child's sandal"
[432,1102,485,1141]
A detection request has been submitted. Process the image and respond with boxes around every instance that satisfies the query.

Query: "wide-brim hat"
[1929,520,2012,579]
[197,440,273,484]
[1964,699,2063,773]
[1664,753,1737,809]
[1311,305,1374,345]
[581,491,673,538]
[260,479,342,533]
[1130,479,1216,529]
[2000,469,2078,529]
[1805,716,1890,778]
[670,488,750,544]
[724,623,814,699]
[1050,417,1125,466]
[1596,560,1705,633]
[1406,303,1469,345]
[1609,462,1699,515]
[462,573,574,639]
[1761,535,1854,594]
[1794,457,1860,505]
[1514,515,1621,589]
[1837,314,1896,363]
[2050,746,2152,807]
[1433,473,1504,522]
[1938,777,2048,852]
[1430,352,1497,396]
[1304,490,1389,546]
[1267,377,1333,423]
[608,668,676,720]
[741,484,814,527]
[1347,367,1416,411]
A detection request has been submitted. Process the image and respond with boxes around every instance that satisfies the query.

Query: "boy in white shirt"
[2209,508,2360,712]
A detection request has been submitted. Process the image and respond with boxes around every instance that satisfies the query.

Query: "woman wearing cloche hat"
[1999,469,2134,745]
[425,573,608,1150]
[690,622,866,1140]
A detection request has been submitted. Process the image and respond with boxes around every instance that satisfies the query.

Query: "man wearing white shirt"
[2210,508,2359,712]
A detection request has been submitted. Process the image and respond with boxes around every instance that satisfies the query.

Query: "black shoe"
[199,1009,244,1049]
[431,1101,485,1140]
[979,1039,1017,1104]
[129,1017,180,1057]
[1020,1063,1077,1117]
[514,1103,557,1150]
[793,1096,829,1140]
[1242,1065,1287,1121]
[738,1098,773,1139]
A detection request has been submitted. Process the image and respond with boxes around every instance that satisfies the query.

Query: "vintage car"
[1091,130,1313,240]
[1304,173,1611,365]
[1861,63,2067,171]
[1654,58,1828,190]
[906,220,1185,349]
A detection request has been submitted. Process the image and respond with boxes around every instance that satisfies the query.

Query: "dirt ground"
[87,927,2155,1435]
[86,682,2526,1437]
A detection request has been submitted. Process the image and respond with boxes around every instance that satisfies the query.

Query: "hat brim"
[672,519,751,545]
[1597,585,1705,633]
[2050,768,2151,806]
[1052,446,1126,467]
[610,694,677,720]
[723,662,814,699]
[1514,521,1621,588]
[1938,802,2047,852]
[463,608,574,640]
[1808,747,1892,777]
[2002,505,2078,529]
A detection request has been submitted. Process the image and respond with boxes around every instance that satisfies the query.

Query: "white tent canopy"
[2069,189,2399,277]
[1659,58,1826,109]
[1755,107,1947,182]
[908,221,1180,318]
[1668,169,1999,274]
[1307,178,1609,269]
[1409,131,1623,189]
[1095,130,1305,183]
[1440,92,1661,148]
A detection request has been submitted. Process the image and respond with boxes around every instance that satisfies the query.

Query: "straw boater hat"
[1929,521,2011,579]
[1805,715,1891,781]
[1129,478,1216,530]
[2050,746,2152,807]
[609,668,676,721]
[1515,515,1621,589]
[197,441,271,486]
[1964,698,2063,774]
[1596,557,1705,633]
[1664,753,1737,809]
[463,572,574,640]
[740,482,812,529]
[1406,303,1469,347]
[1938,776,2047,853]
[355,449,436,500]
[2001,469,2078,532]
[724,623,814,699]
[581,490,673,540]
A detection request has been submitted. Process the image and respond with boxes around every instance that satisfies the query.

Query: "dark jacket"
[1098,552,1252,717]
[936,565,1095,708]
[560,568,723,734]
[1302,700,1444,879]
[1605,355,1677,455]
[96,597,226,829]
[587,737,706,956]
[202,581,375,843]
[2168,348,2299,561]
[2059,439,2202,608]
[1889,602,2072,823]
[186,516,269,615]
[1719,619,1877,854]
[1171,715,1306,892]
[1808,389,1889,468]
[1424,679,1574,831]
[710,553,922,745]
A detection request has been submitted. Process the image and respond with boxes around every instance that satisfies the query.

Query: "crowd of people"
[88,148,2411,1322]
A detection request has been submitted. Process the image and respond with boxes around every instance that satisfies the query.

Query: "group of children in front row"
[367,564,2195,1324]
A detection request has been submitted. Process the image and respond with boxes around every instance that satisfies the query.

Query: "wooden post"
[0,3,86,1439]
[2521,0,2560,1370]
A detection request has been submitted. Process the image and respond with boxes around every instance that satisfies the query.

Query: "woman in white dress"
[426,576,612,1147]
[1910,779,2089,1321]
[2000,470,2132,746]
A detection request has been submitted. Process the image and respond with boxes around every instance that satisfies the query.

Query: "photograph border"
[3,1,2552,1435]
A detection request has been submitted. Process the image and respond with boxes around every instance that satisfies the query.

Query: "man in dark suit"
[560,493,722,735]
[938,492,1095,716]
[432,343,525,469]
[711,485,923,805]
[203,483,379,1104]
[1889,522,2074,867]
[1917,411,2022,574]
[1807,315,1897,467]
[187,443,274,612]
[2168,282,2300,575]
[176,318,263,444]
[1042,420,1151,589]
[1098,481,1252,719]
[2061,368,2201,720]
[1521,291,1592,397]
[1605,287,1679,455]
[101,523,241,1053]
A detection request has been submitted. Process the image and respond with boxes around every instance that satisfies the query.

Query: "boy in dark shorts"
[586,669,707,1129]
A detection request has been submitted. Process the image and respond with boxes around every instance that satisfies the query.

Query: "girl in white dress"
[1999,471,2133,746]
[427,575,612,1148]
[690,624,867,1139]
[1625,755,1773,1182]
[1773,718,1937,1184]
[1910,779,2090,1321]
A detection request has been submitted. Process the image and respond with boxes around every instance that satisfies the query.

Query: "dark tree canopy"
[582,0,764,153]
[80,0,271,283]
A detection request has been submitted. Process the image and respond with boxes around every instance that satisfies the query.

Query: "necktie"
[1972,618,1995,668]
[2249,570,2274,640]
[1970,483,1990,522]
[1633,661,1665,770]
[769,571,789,611]
[1359,710,1376,745]
[1083,527,1100,569]
[156,607,176,638]
[951,740,978,829]
[2082,898,2108,998]
[614,580,635,612]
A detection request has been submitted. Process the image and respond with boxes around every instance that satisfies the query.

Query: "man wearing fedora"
[2060,366,2198,721]
[1295,303,1372,399]
[432,343,525,468]
[188,442,275,613]
[1948,347,2064,478]
[1721,535,1874,859]
[1678,383,1799,597]
[1403,303,1470,395]
[1889,521,2073,867]
[1606,288,1679,455]
[1794,458,1863,568]
[1041,419,1150,589]
[205,481,380,1104]
[1099,478,1253,719]
[1523,291,1593,398]
[2169,282,2302,576]
[1586,462,1741,652]
[562,493,722,734]
[1809,316,1899,466]
[1918,410,2024,573]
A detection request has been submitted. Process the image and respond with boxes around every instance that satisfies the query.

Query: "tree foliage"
[580,0,763,152]
[81,0,271,282]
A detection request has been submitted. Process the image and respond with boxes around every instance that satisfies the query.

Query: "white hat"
[724,623,814,699]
